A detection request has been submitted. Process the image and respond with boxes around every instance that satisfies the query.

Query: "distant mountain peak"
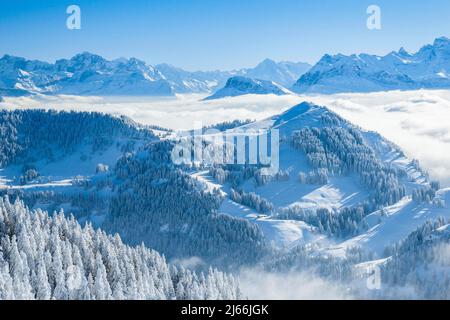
[0,52,310,97]
[0,54,27,64]
[244,58,311,87]
[397,47,411,56]
[433,36,450,46]
[204,76,291,100]
[70,51,105,62]
[257,58,277,66]
[292,36,450,94]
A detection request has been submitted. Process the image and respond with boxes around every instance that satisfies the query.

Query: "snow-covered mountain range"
[4,37,450,98]
[0,53,173,96]
[241,59,311,87]
[204,76,292,100]
[0,53,310,97]
[292,37,450,93]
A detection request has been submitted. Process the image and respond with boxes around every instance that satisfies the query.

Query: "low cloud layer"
[2,89,450,186]
[0,93,302,130]
[238,269,352,300]
[306,90,450,186]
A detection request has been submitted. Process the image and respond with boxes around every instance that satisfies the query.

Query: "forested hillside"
[0,105,448,300]
[103,141,268,266]
[0,197,240,299]
[0,109,151,167]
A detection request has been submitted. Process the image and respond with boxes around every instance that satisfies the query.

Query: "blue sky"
[1,0,450,70]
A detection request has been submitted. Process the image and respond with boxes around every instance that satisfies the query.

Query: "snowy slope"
[155,59,310,93]
[191,102,444,254]
[155,63,231,93]
[292,37,450,93]
[0,110,157,223]
[0,138,139,189]
[204,76,292,100]
[0,53,174,96]
[191,170,323,248]
[0,101,446,263]
[329,188,450,257]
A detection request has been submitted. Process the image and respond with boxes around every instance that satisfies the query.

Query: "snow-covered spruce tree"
[230,188,274,214]
[0,109,153,168]
[261,243,354,283]
[292,126,406,208]
[0,197,241,300]
[412,181,440,204]
[103,141,268,267]
[2,188,110,221]
[297,169,329,185]
[0,111,267,267]
[209,164,260,188]
[0,109,157,220]
[274,205,367,238]
[201,119,254,132]
[379,218,450,299]
[286,122,409,238]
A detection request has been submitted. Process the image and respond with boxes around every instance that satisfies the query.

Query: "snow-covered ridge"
[0,53,310,97]
[192,102,447,256]
[0,52,173,96]
[241,59,311,87]
[292,36,450,93]
[204,76,292,100]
